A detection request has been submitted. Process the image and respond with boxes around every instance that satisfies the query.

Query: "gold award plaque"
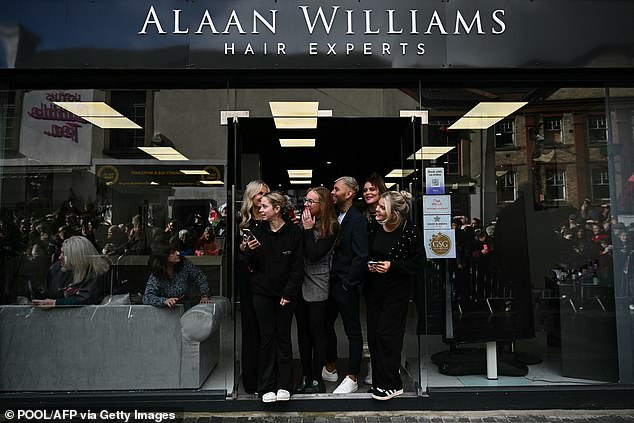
[429,232,452,256]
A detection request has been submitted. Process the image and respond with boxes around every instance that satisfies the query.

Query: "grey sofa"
[0,296,230,391]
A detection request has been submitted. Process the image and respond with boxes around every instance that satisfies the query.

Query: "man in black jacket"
[324,176,369,394]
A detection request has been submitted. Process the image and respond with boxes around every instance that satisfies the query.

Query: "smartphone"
[368,261,379,265]
[242,229,258,243]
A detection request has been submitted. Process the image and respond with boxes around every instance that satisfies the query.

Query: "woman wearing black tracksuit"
[245,192,304,403]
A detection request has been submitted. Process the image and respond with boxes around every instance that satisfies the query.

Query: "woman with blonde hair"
[33,236,110,307]
[237,180,270,394]
[245,191,303,403]
[365,190,425,401]
[294,187,339,394]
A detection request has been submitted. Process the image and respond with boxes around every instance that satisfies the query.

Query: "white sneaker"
[333,376,358,394]
[276,389,290,401]
[364,362,373,385]
[321,366,339,382]
[262,391,277,403]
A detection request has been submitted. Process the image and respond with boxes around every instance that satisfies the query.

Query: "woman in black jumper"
[245,192,304,403]
[365,190,425,401]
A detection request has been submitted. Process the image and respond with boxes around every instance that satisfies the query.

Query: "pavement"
[179,411,634,423]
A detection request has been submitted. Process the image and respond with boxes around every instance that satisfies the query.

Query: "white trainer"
[321,366,339,382]
[276,389,291,401]
[262,391,277,403]
[333,376,358,394]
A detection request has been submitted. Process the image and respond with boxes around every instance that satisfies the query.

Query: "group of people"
[237,175,425,403]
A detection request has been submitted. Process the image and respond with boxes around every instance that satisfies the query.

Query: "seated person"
[177,229,195,256]
[33,236,110,308]
[143,243,212,308]
[195,225,220,255]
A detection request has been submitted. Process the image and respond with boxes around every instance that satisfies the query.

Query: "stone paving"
[179,411,634,423]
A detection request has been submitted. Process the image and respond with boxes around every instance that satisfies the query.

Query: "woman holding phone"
[366,190,425,400]
[143,243,211,308]
[294,187,339,394]
[237,180,270,394]
[245,192,304,403]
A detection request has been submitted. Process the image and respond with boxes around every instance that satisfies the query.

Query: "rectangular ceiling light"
[54,101,142,129]
[280,138,316,147]
[270,101,319,117]
[138,146,189,161]
[385,169,415,178]
[407,146,455,160]
[54,101,121,117]
[449,102,527,130]
[200,180,224,185]
[81,116,142,129]
[385,182,396,189]
[273,117,318,129]
[288,169,313,178]
[180,170,210,175]
[290,180,311,185]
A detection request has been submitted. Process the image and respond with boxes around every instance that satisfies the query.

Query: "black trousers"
[237,266,259,394]
[365,277,411,390]
[295,296,328,382]
[325,278,363,375]
[253,294,296,393]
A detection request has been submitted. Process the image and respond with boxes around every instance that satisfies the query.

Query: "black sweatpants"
[253,294,296,393]
[237,265,259,394]
[364,277,411,390]
[295,296,328,382]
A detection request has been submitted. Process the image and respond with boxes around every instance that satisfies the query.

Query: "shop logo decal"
[429,232,452,256]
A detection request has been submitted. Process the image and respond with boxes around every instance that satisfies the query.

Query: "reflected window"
[546,169,566,201]
[588,114,608,144]
[495,119,515,148]
[0,91,17,151]
[107,90,147,152]
[496,170,516,203]
[591,168,610,201]
[543,116,562,143]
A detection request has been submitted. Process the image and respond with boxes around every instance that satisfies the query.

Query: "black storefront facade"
[2,0,634,412]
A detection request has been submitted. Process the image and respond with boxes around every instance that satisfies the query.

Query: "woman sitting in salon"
[33,236,110,308]
[143,243,211,308]
[365,190,425,401]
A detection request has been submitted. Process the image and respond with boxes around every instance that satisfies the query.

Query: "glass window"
[546,169,566,201]
[107,90,147,152]
[496,170,516,203]
[591,168,610,201]
[0,91,17,151]
[543,116,563,143]
[588,114,608,143]
[495,119,515,148]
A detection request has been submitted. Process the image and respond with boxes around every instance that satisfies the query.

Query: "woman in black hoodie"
[245,191,304,403]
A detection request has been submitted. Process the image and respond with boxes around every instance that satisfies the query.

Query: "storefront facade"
[1,0,634,411]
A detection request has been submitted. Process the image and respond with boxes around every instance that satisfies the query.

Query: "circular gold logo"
[202,165,222,182]
[96,165,119,185]
[429,232,452,256]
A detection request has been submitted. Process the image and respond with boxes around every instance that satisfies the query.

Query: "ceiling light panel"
[139,147,180,155]
[81,116,142,129]
[287,169,313,178]
[408,146,455,160]
[290,180,312,185]
[53,101,122,117]
[200,180,224,185]
[385,169,415,178]
[385,182,396,189]
[448,117,503,130]
[273,117,318,129]
[154,154,189,161]
[465,102,527,118]
[279,139,316,147]
[180,170,210,175]
[269,102,319,117]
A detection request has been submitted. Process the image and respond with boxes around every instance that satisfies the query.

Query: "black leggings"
[295,296,328,382]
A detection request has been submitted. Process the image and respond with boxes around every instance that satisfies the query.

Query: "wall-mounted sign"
[19,90,93,165]
[424,230,456,259]
[425,167,445,195]
[96,164,224,187]
[423,214,451,230]
[423,195,451,214]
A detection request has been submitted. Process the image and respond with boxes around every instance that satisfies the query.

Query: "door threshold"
[233,392,421,401]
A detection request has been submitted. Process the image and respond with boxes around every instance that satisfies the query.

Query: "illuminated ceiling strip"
[407,146,455,160]
[287,169,313,178]
[180,170,210,175]
[448,117,503,130]
[53,101,122,117]
[279,139,316,147]
[138,146,189,161]
[385,169,415,178]
[81,116,141,129]
[269,101,319,117]
[200,180,224,185]
[274,117,318,129]
[385,182,397,189]
[290,180,312,185]
[449,102,527,130]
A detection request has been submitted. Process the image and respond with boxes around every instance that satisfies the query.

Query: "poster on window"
[423,229,456,259]
[19,90,94,165]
